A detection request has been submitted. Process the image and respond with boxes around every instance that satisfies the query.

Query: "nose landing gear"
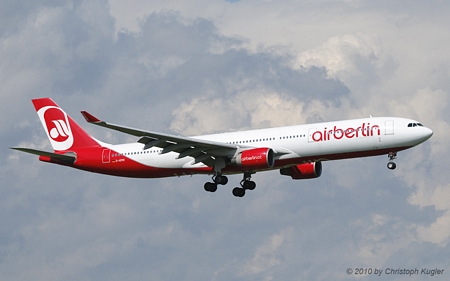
[387,161,396,170]
[387,152,397,170]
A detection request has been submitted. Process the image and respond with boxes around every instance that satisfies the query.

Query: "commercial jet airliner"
[11,98,433,197]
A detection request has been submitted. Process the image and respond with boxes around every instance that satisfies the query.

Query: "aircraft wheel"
[232,187,245,197]
[387,162,396,170]
[242,180,256,190]
[204,182,217,192]
[214,175,228,185]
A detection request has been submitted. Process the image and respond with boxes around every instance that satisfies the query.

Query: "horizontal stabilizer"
[10,147,76,163]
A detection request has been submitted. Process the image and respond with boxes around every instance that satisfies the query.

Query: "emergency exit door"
[385,120,394,135]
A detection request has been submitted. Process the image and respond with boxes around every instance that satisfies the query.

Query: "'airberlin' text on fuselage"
[312,123,380,142]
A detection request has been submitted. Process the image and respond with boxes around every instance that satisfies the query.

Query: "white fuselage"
[102,117,432,173]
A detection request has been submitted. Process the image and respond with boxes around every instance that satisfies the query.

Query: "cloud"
[239,228,292,279]
[294,33,395,94]
[1,1,450,280]
[170,84,350,136]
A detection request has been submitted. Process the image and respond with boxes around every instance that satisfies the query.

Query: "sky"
[1,0,450,280]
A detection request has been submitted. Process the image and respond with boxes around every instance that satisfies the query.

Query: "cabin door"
[385,120,394,135]
[102,149,111,163]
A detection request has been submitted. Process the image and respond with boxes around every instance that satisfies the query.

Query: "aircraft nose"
[423,127,433,140]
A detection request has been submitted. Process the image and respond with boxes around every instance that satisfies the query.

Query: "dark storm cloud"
[55,12,349,136]
[0,0,76,36]
[1,6,352,280]
[1,1,447,280]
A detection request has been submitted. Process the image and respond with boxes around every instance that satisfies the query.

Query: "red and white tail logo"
[32,98,101,151]
[37,106,74,151]
[49,119,70,140]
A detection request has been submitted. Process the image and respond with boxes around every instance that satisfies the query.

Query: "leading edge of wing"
[80,111,237,151]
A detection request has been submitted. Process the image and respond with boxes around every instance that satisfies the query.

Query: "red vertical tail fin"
[32,98,100,152]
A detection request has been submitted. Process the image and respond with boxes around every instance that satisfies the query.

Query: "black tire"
[204,182,217,192]
[387,162,396,170]
[232,187,245,197]
[242,180,256,190]
[220,176,228,185]
[215,175,228,185]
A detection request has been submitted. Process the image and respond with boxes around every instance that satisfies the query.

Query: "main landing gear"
[387,151,397,170]
[204,174,228,193]
[232,173,256,198]
[204,172,256,197]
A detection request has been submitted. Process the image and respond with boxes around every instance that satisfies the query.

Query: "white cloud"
[170,89,309,135]
[239,228,292,278]
[1,1,450,280]
[416,210,450,245]
[294,33,392,94]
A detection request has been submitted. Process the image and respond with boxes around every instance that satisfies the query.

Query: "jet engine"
[232,148,274,169]
[280,162,322,179]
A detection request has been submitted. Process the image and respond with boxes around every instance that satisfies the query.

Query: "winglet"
[81,111,102,123]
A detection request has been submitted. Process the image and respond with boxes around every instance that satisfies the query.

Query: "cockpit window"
[408,123,424,127]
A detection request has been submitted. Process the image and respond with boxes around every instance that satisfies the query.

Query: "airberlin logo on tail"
[312,123,381,142]
[49,120,70,141]
[37,106,74,151]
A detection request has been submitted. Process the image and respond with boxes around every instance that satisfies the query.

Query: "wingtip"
[10,147,27,152]
[80,111,101,123]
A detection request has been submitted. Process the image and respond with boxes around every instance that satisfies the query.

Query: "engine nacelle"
[279,162,322,180]
[232,148,275,169]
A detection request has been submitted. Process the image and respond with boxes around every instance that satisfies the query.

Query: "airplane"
[11,98,433,197]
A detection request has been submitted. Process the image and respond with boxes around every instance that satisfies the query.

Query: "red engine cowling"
[232,148,275,169]
[279,162,322,179]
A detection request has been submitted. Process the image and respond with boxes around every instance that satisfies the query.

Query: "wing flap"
[161,144,194,154]
[192,153,214,165]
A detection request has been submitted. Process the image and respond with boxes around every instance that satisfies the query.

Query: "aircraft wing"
[81,111,239,166]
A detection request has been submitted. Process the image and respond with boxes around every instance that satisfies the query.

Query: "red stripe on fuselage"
[45,146,411,178]
[271,146,411,168]
[54,147,212,178]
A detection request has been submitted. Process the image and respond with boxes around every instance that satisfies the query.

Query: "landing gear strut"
[387,152,397,170]
[204,174,228,193]
[232,172,256,198]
